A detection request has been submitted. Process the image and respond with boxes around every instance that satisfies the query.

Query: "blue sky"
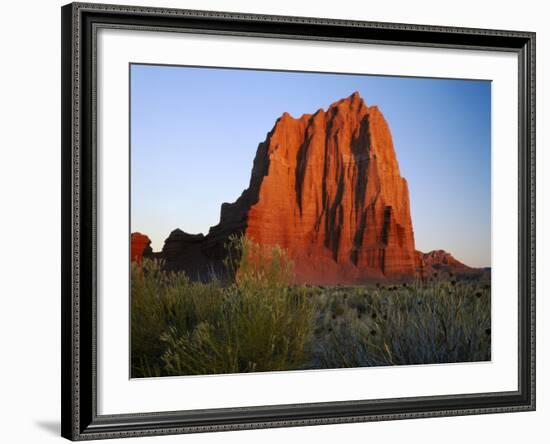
[131,64,491,267]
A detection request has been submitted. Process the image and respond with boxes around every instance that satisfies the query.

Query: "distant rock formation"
[130,232,152,264]
[144,92,482,284]
[415,250,470,272]
[415,249,490,282]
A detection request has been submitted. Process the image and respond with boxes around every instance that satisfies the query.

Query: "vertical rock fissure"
[325,165,346,261]
[351,210,368,266]
[381,205,392,246]
[295,135,311,216]
[351,117,371,216]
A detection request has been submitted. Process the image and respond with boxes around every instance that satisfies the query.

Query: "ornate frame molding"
[61,2,535,440]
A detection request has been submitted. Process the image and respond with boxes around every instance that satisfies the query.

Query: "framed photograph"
[61,2,535,440]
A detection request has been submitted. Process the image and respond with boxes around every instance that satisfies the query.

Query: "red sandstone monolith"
[205,92,417,284]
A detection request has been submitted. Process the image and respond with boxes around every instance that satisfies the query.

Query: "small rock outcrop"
[415,249,489,281]
[415,250,471,272]
[130,232,152,264]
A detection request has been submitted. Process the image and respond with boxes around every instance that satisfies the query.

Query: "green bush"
[131,236,313,377]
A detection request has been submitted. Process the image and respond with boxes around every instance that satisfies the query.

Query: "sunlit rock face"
[130,232,152,264]
[202,92,417,284]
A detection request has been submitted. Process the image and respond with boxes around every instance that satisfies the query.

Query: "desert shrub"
[130,259,172,377]
[131,236,314,377]
[224,235,295,288]
[160,283,313,375]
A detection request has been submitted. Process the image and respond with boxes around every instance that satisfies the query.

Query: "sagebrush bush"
[131,236,313,377]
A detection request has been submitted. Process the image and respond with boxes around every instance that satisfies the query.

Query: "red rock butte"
[149,92,426,284]
[209,92,416,283]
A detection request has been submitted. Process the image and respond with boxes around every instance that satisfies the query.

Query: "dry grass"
[309,281,490,368]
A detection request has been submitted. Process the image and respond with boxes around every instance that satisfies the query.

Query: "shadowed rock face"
[155,92,419,284]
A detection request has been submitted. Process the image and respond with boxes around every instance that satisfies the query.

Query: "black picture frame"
[61,2,536,440]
